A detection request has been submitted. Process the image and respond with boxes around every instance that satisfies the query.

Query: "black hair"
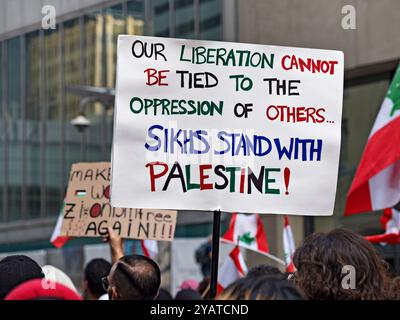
[247,264,286,280]
[110,254,161,300]
[156,288,173,300]
[84,258,112,298]
[175,288,202,300]
[0,255,44,299]
[218,276,304,300]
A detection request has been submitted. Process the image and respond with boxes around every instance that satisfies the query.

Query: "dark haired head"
[0,255,44,299]
[84,258,112,299]
[247,264,286,280]
[108,254,161,300]
[175,288,202,300]
[155,288,173,300]
[293,228,396,300]
[217,276,303,300]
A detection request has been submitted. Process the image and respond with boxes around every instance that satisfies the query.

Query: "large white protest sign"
[110,35,344,216]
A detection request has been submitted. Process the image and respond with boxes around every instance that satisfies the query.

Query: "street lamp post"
[70,111,91,160]
[67,85,115,161]
[304,216,315,238]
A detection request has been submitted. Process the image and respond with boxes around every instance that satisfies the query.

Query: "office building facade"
[0,0,399,275]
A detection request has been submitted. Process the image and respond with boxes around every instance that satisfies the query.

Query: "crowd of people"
[0,228,399,300]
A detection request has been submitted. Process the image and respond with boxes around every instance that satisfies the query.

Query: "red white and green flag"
[222,213,269,254]
[141,239,159,259]
[50,205,70,248]
[365,207,400,244]
[217,246,247,294]
[345,65,400,215]
[283,215,295,273]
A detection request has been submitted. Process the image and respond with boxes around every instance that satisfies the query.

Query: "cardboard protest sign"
[60,162,177,241]
[110,35,344,216]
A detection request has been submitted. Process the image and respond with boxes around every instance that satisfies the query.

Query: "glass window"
[84,10,104,88]
[0,43,3,219]
[127,0,145,35]
[199,0,222,40]
[26,31,41,218]
[64,19,81,119]
[153,0,170,37]
[105,4,125,88]
[1,0,221,222]
[45,28,62,216]
[7,37,22,220]
[175,0,195,39]
[105,4,127,156]
[84,10,107,162]
[64,19,83,170]
[85,104,107,162]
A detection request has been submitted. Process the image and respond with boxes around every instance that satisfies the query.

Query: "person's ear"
[82,280,91,299]
[82,280,88,291]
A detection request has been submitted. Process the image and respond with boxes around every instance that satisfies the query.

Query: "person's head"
[175,288,202,300]
[247,264,286,279]
[155,288,173,300]
[0,255,44,299]
[5,279,82,300]
[293,228,395,300]
[217,276,303,300]
[106,254,161,300]
[83,258,112,300]
[42,265,78,294]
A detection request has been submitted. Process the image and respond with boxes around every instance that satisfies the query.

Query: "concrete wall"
[0,0,112,35]
[237,0,400,68]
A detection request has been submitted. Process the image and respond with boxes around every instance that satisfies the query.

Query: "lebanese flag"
[365,208,400,244]
[283,215,296,273]
[50,207,70,248]
[222,213,269,254]
[345,65,400,215]
[141,239,158,259]
[217,246,247,294]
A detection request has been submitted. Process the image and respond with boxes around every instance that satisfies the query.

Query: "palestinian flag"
[222,213,269,254]
[283,215,296,273]
[345,64,400,215]
[365,208,400,244]
[217,246,247,294]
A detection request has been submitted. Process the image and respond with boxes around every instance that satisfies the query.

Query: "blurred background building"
[0,0,399,289]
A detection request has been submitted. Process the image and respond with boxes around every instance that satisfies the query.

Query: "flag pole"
[209,209,221,299]
[255,248,286,266]
[220,238,286,266]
